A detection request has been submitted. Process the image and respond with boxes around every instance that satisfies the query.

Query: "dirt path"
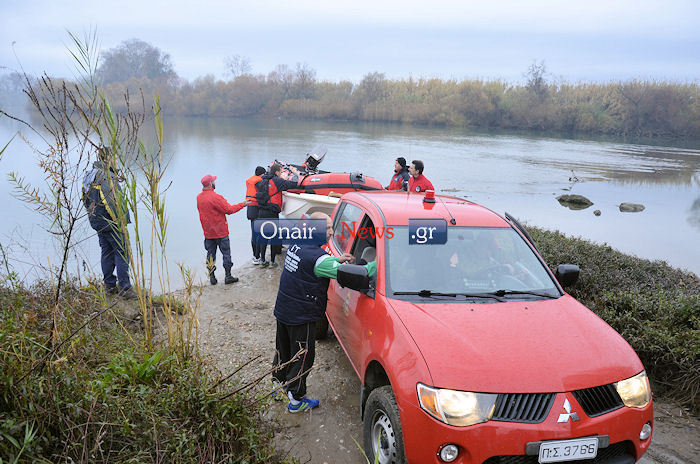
[196,263,700,464]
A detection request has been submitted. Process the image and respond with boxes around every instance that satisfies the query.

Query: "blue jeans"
[98,230,131,290]
[204,236,232,273]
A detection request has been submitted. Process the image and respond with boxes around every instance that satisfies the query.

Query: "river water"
[1,116,699,287]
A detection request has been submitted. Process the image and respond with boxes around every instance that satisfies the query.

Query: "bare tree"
[524,60,548,98]
[224,54,252,79]
[268,64,295,97]
[292,62,317,99]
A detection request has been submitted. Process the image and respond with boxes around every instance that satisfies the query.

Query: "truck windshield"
[387,226,560,299]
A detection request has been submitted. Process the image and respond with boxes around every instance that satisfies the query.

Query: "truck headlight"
[417,383,497,427]
[615,371,651,408]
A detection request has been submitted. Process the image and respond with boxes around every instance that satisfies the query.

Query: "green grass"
[0,280,289,463]
[530,227,700,410]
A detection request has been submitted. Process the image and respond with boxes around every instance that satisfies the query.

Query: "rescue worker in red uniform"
[255,163,300,267]
[386,156,410,191]
[408,159,435,193]
[197,174,248,285]
[245,166,267,264]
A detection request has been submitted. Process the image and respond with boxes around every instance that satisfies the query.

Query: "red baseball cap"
[201,174,217,186]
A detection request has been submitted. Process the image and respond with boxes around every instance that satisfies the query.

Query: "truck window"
[332,202,363,253]
[350,215,377,265]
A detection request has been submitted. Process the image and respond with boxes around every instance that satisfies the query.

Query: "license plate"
[538,437,598,463]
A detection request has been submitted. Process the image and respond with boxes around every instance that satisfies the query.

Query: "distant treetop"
[98,39,176,85]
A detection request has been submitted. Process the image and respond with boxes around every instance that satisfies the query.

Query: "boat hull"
[282,192,340,219]
[281,169,383,196]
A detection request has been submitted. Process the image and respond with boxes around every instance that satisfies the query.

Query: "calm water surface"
[1,117,699,287]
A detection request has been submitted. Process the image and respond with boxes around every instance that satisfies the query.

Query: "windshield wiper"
[491,289,559,299]
[394,290,505,301]
[394,290,458,298]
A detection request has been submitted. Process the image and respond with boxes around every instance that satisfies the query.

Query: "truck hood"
[388,295,643,393]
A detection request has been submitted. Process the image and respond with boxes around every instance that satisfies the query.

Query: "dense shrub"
[96,74,700,139]
[0,280,286,463]
[530,227,700,410]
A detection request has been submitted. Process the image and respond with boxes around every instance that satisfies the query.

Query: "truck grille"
[572,384,623,417]
[482,441,632,464]
[492,393,555,423]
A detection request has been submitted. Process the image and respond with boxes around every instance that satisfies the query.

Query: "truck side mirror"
[337,264,370,291]
[555,264,580,287]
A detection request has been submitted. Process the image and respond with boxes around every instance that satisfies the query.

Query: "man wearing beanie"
[386,156,410,191]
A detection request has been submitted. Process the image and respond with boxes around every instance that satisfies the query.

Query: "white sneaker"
[252,257,263,265]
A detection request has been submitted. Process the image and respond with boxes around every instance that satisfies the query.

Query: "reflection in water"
[619,202,646,213]
[689,197,700,231]
[556,194,594,210]
[521,143,700,187]
[597,168,700,187]
[2,116,700,281]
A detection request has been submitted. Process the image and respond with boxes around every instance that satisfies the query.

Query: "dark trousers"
[204,236,232,273]
[255,210,282,263]
[250,220,258,259]
[272,320,317,401]
[257,242,283,263]
[98,229,131,290]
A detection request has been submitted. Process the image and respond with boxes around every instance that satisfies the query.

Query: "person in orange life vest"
[246,166,267,265]
[255,163,300,268]
[386,156,410,191]
[408,159,434,193]
[197,174,249,285]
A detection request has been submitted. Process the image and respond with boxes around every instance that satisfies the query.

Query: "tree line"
[3,39,698,139]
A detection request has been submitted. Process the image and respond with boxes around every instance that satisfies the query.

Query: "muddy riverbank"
[196,263,700,464]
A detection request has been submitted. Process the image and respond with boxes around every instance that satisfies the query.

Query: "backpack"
[255,176,271,206]
[255,174,281,213]
[82,168,100,210]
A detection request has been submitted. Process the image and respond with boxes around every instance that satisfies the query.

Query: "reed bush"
[530,226,700,410]
[97,71,700,138]
[0,281,285,463]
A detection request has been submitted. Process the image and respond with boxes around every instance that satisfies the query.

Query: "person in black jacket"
[82,148,136,299]
[255,163,300,267]
[386,156,410,191]
[270,212,376,412]
[246,166,267,264]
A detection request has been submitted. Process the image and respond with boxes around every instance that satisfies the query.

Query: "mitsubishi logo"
[557,399,580,423]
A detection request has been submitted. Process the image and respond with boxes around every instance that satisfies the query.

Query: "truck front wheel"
[363,385,406,464]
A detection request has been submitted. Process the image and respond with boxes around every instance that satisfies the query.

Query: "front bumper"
[400,392,653,464]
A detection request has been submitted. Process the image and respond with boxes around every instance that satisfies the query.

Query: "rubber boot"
[208,265,217,285]
[224,268,238,284]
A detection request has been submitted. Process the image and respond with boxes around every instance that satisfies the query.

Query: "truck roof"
[342,191,510,227]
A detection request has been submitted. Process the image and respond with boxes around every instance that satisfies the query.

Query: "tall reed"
[2,30,197,357]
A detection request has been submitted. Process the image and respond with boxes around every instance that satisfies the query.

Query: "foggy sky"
[1,0,699,83]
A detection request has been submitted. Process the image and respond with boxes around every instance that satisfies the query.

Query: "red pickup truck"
[323,191,653,464]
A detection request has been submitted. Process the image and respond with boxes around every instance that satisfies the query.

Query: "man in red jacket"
[408,159,435,193]
[197,174,249,285]
[386,156,410,191]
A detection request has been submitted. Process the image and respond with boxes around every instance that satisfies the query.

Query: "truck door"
[340,214,379,370]
[326,202,363,362]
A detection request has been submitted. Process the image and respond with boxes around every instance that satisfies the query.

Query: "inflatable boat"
[277,145,384,218]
